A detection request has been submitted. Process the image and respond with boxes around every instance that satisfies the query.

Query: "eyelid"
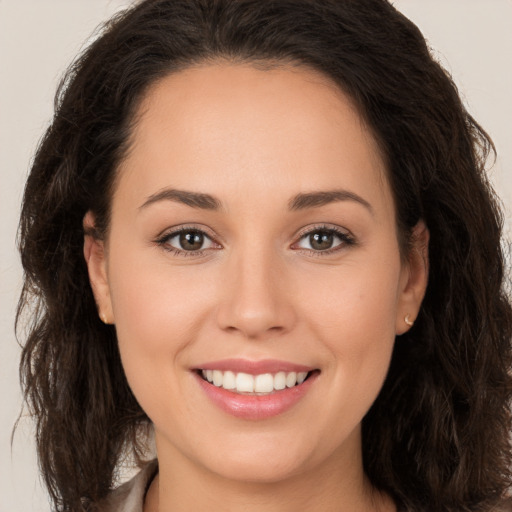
[294,223,352,240]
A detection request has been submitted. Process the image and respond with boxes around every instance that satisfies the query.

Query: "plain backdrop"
[1,1,511,510]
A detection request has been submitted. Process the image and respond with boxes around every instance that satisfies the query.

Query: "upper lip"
[194,358,316,375]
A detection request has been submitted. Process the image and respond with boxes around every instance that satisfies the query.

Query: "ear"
[83,211,114,325]
[395,220,429,335]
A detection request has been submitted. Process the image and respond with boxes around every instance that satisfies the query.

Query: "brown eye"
[179,231,205,251]
[295,227,352,254]
[160,228,216,253]
[309,231,334,251]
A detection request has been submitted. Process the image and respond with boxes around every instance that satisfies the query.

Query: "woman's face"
[85,63,427,484]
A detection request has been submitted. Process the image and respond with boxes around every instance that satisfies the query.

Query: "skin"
[84,62,429,511]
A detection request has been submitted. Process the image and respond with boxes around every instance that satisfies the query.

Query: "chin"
[203,453,310,485]
[185,428,332,485]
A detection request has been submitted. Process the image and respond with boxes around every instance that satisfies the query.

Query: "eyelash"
[154,224,356,258]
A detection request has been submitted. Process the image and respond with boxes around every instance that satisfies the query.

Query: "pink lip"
[195,358,314,375]
[193,361,319,421]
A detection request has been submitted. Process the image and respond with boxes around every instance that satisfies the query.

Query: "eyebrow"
[140,188,222,211]
[288,190,373,215]
[139,187,373,215]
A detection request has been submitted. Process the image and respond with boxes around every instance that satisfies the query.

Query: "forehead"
[116,62,392,217]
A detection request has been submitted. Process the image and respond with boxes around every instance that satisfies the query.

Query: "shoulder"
[96,460,158,512]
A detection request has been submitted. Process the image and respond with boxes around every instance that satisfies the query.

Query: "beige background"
[1,1,511,510]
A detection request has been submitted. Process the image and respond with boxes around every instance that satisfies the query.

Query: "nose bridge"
[216,238,295,339]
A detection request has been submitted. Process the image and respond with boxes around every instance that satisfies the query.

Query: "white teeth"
[236,372,254,392]
[286,372,297,388]
[212,370,223,387]
[200,369,311,394]
[274,371,286,390]
[254,373,274,393]
[222,370,236,390]
[297,372,308,384]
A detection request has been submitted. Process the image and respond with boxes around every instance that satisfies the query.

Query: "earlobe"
[396,220,429,335]
[83,211,114,324]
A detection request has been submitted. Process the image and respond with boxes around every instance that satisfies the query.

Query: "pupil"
[180,231,203,250]
[310,231,333,250]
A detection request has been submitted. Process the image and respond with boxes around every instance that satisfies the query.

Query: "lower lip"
[194,371,319,420]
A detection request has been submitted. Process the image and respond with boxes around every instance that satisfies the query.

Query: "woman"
[17,0,512,511]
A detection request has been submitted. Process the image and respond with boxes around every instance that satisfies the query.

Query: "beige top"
[98,460,158,512]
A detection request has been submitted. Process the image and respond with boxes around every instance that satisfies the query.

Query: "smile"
[194,360,320,420]
[200,369,310,394]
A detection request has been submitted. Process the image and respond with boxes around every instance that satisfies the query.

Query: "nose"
[215,245,297,340]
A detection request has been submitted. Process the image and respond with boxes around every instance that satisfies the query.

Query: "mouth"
[196,369,317,395]
[193,359,320,419]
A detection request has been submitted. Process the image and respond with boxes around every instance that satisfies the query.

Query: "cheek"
[299,253,401,409]
[105,242,220,414]
[299,251,401,341]
[107,231,217,340]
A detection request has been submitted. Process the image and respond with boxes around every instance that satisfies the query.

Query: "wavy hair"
[17,0,512,510]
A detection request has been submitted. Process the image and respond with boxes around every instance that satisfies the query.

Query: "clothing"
[97,460,158,512]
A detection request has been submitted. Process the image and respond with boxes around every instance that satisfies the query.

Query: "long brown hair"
[17,1,512,510]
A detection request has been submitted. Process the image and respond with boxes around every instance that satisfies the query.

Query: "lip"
[192,360,319,420]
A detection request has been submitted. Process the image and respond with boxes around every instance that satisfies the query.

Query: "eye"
[156,227,218,255]
[294,226,355,254]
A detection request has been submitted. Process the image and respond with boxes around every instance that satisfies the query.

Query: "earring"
[404,314,414,327]
[100,313,109,324]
